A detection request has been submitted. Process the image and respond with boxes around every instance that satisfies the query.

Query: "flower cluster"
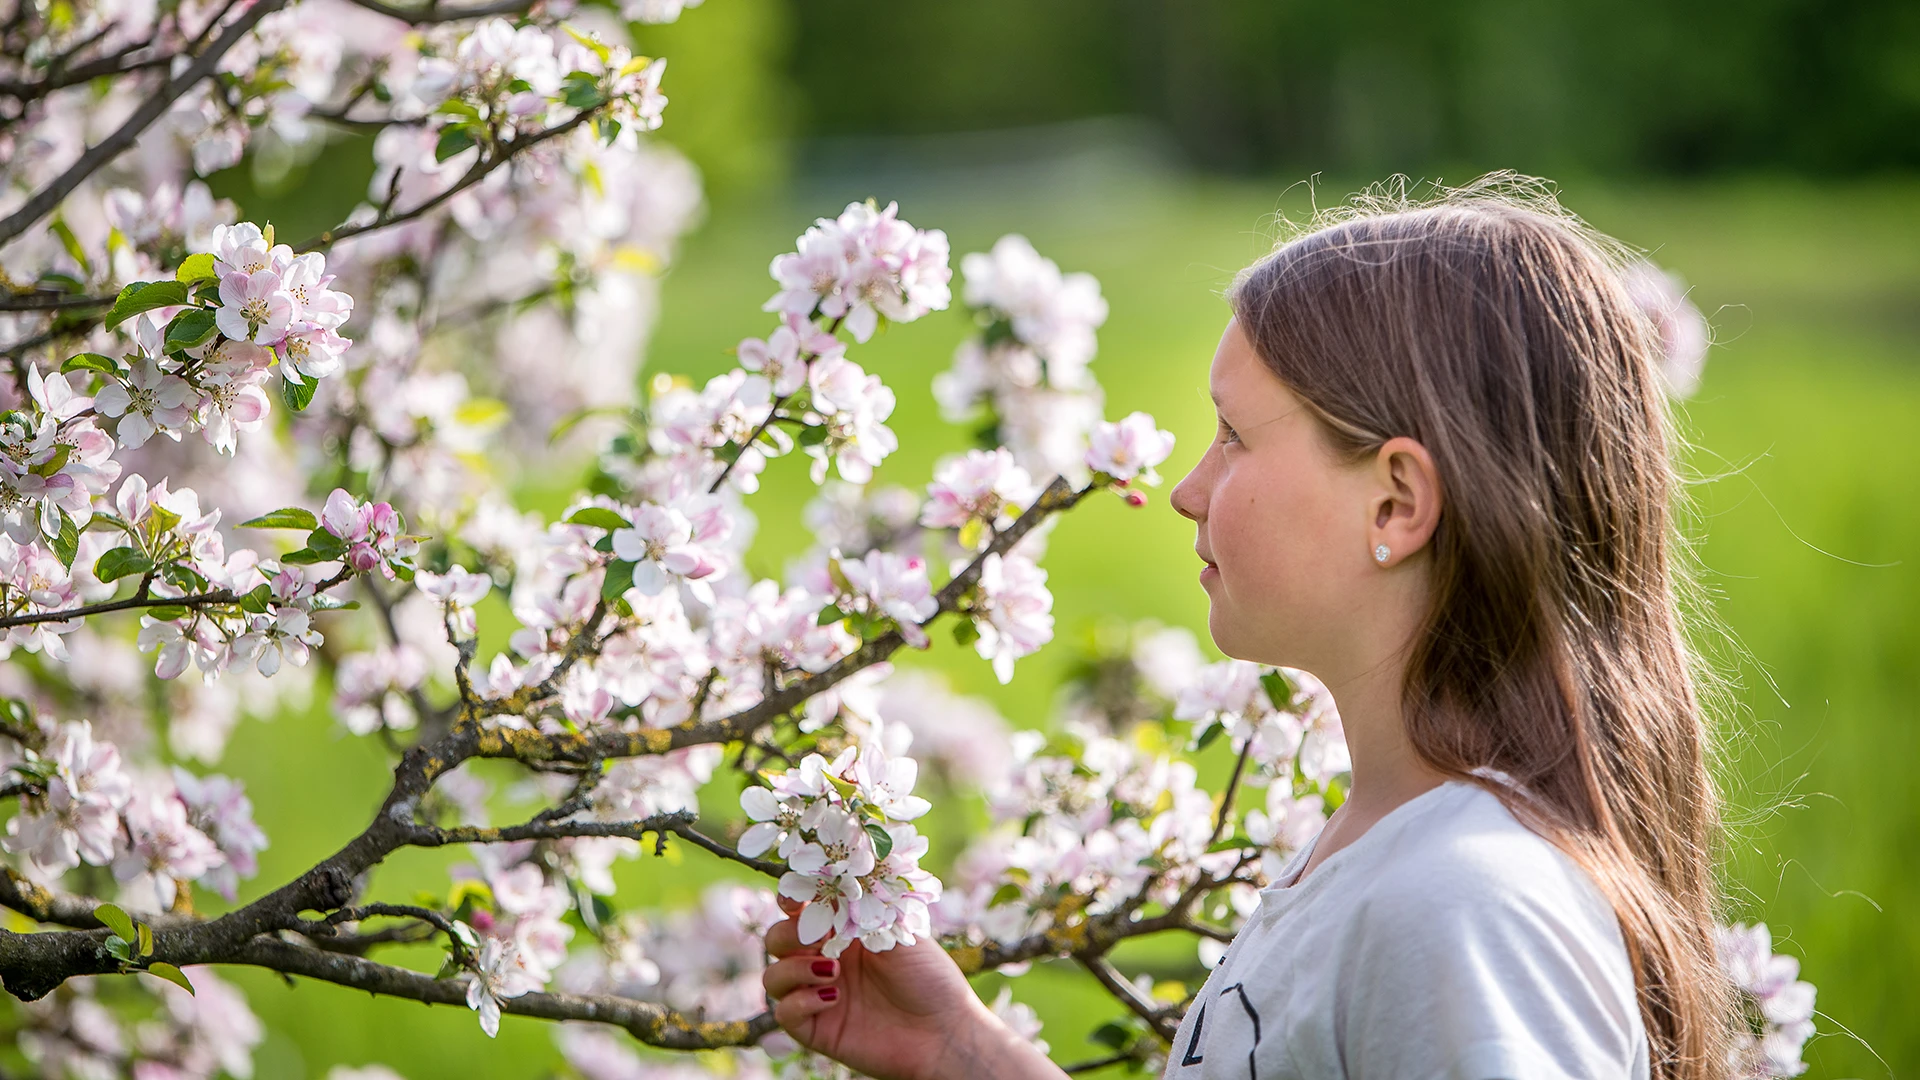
[1718,922,1817,1078]
[2,719,265,909]
[938,236,1110,480]
[742,745,942,959]
[766,200,952,343]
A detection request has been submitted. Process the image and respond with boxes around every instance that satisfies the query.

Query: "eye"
[1217,417,1240,445]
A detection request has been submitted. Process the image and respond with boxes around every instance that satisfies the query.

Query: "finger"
[764,912,816,959]
[773,982,841,1033]
[778,894,802,916]
[762,953,840,1000]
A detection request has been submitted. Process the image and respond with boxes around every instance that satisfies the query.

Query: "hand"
[761,897,1061,1080]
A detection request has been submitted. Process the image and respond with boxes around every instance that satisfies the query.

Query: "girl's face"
[1170,319,1379,672]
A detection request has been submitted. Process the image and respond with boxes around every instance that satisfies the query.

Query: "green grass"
[187,172,1919,1078]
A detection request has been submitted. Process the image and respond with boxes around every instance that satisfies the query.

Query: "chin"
[1208,609,1302,669]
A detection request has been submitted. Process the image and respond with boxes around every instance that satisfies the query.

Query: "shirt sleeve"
[1333,868,1644,1080]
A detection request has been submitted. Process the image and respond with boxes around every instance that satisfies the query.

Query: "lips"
[1195,547,1217,570]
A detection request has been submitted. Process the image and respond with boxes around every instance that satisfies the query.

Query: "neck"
[1319,639,1443,816]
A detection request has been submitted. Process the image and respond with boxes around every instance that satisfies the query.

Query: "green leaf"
[434,124,477,163]
[60,352,120,375]
[105,936,131,961]
[1259,670,1296,712]
[864,822,894,862]
[1193,721,1225,752]
[988,882,1024,908]
[434,98,482,120]
[796,423,830,447]
[173,253,218,286]
[136,921,154,957]
[304,528,347,560]
[239,507,319,530]
[280,548,324,565]
[239,583,273,614]
[103,280,190,331]
[145,605,190,620]
[564,507,632,532]
[281,373,317,413]
[815,603,846,625]
[50,513,79,570]
[1091,1021,1134,1051]
[94,903,136,943]
[162,308,218,352]
[93,547,153,583]
[601,559,635,600]
[560,70,605,109]
[50,219,91,275]
[147,962,194,995]
[563,27,612,63]
[951,619,981,647]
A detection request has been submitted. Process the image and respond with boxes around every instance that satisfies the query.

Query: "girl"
[759,175,1731,1080]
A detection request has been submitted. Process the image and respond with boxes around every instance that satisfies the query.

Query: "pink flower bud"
[347,543,383,573]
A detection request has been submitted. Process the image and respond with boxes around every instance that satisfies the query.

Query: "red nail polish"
[811,960,836,977]
[818,986,838,1003]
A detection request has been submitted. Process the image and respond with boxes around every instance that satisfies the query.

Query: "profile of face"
[1169,319,1441,681]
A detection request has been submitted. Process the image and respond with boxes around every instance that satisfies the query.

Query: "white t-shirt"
[1162,780,1649,1080]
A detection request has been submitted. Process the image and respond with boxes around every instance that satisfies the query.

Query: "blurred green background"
[204,1,1918,1076]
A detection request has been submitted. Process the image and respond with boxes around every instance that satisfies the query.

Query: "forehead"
[1209,319,1276,406]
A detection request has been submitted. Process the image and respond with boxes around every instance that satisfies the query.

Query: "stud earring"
[1373,544,1390,564]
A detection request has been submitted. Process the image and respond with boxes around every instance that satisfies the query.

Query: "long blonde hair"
[1230,174,1731,1080]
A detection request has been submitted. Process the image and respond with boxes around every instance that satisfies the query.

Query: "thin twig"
[0,0,292,248]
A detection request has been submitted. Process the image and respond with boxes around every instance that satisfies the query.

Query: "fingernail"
[811,960,836,977]
[817,986,838,1003]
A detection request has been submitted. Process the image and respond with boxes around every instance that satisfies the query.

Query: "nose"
[1170,451,1207,523]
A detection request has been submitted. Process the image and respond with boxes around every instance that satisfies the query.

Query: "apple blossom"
[2,721,133,874]
[1087,410,1176,484]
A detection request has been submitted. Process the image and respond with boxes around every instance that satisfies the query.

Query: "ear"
[1365,436,1443,567]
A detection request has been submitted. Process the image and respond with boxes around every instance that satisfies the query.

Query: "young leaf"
[564,507,632,532]
[103,280,190,331]
[304,528,347,560]
[173,252,218,285]
[147,962,195,995]
[281,373,317,412]
[50,219,91,275]
[435,124,477,163]
[162,308,219,352]
[105,936,132,962]
[94,903,136,943]
[1259,670,1296,711]
[51,513,79,569]
[239,583,273,614]
[601,559,635,600]
[136,922,154,957]
[60,352,120,376]
[93,547,153,583]
[864,822,894,862]
[239,507,319,530]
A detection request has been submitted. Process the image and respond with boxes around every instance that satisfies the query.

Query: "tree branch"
[0,567,351,631]
[0,291,115,312]
[298,107,599,254]
[0,0,292,249]
[338,0,539,24]
[1078,954,1179,1042]
[407,809,783,878]
[225,936,779,1048]
[472,476,1090,764]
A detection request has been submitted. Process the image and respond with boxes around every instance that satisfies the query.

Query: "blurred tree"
[785,0,1920,176]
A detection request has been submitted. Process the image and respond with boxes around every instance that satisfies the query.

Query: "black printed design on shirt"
[1180,1003,1206,1065]
[1219,982,1262,1080]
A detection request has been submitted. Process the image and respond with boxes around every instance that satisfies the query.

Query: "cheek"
[1208,458,1352,610]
